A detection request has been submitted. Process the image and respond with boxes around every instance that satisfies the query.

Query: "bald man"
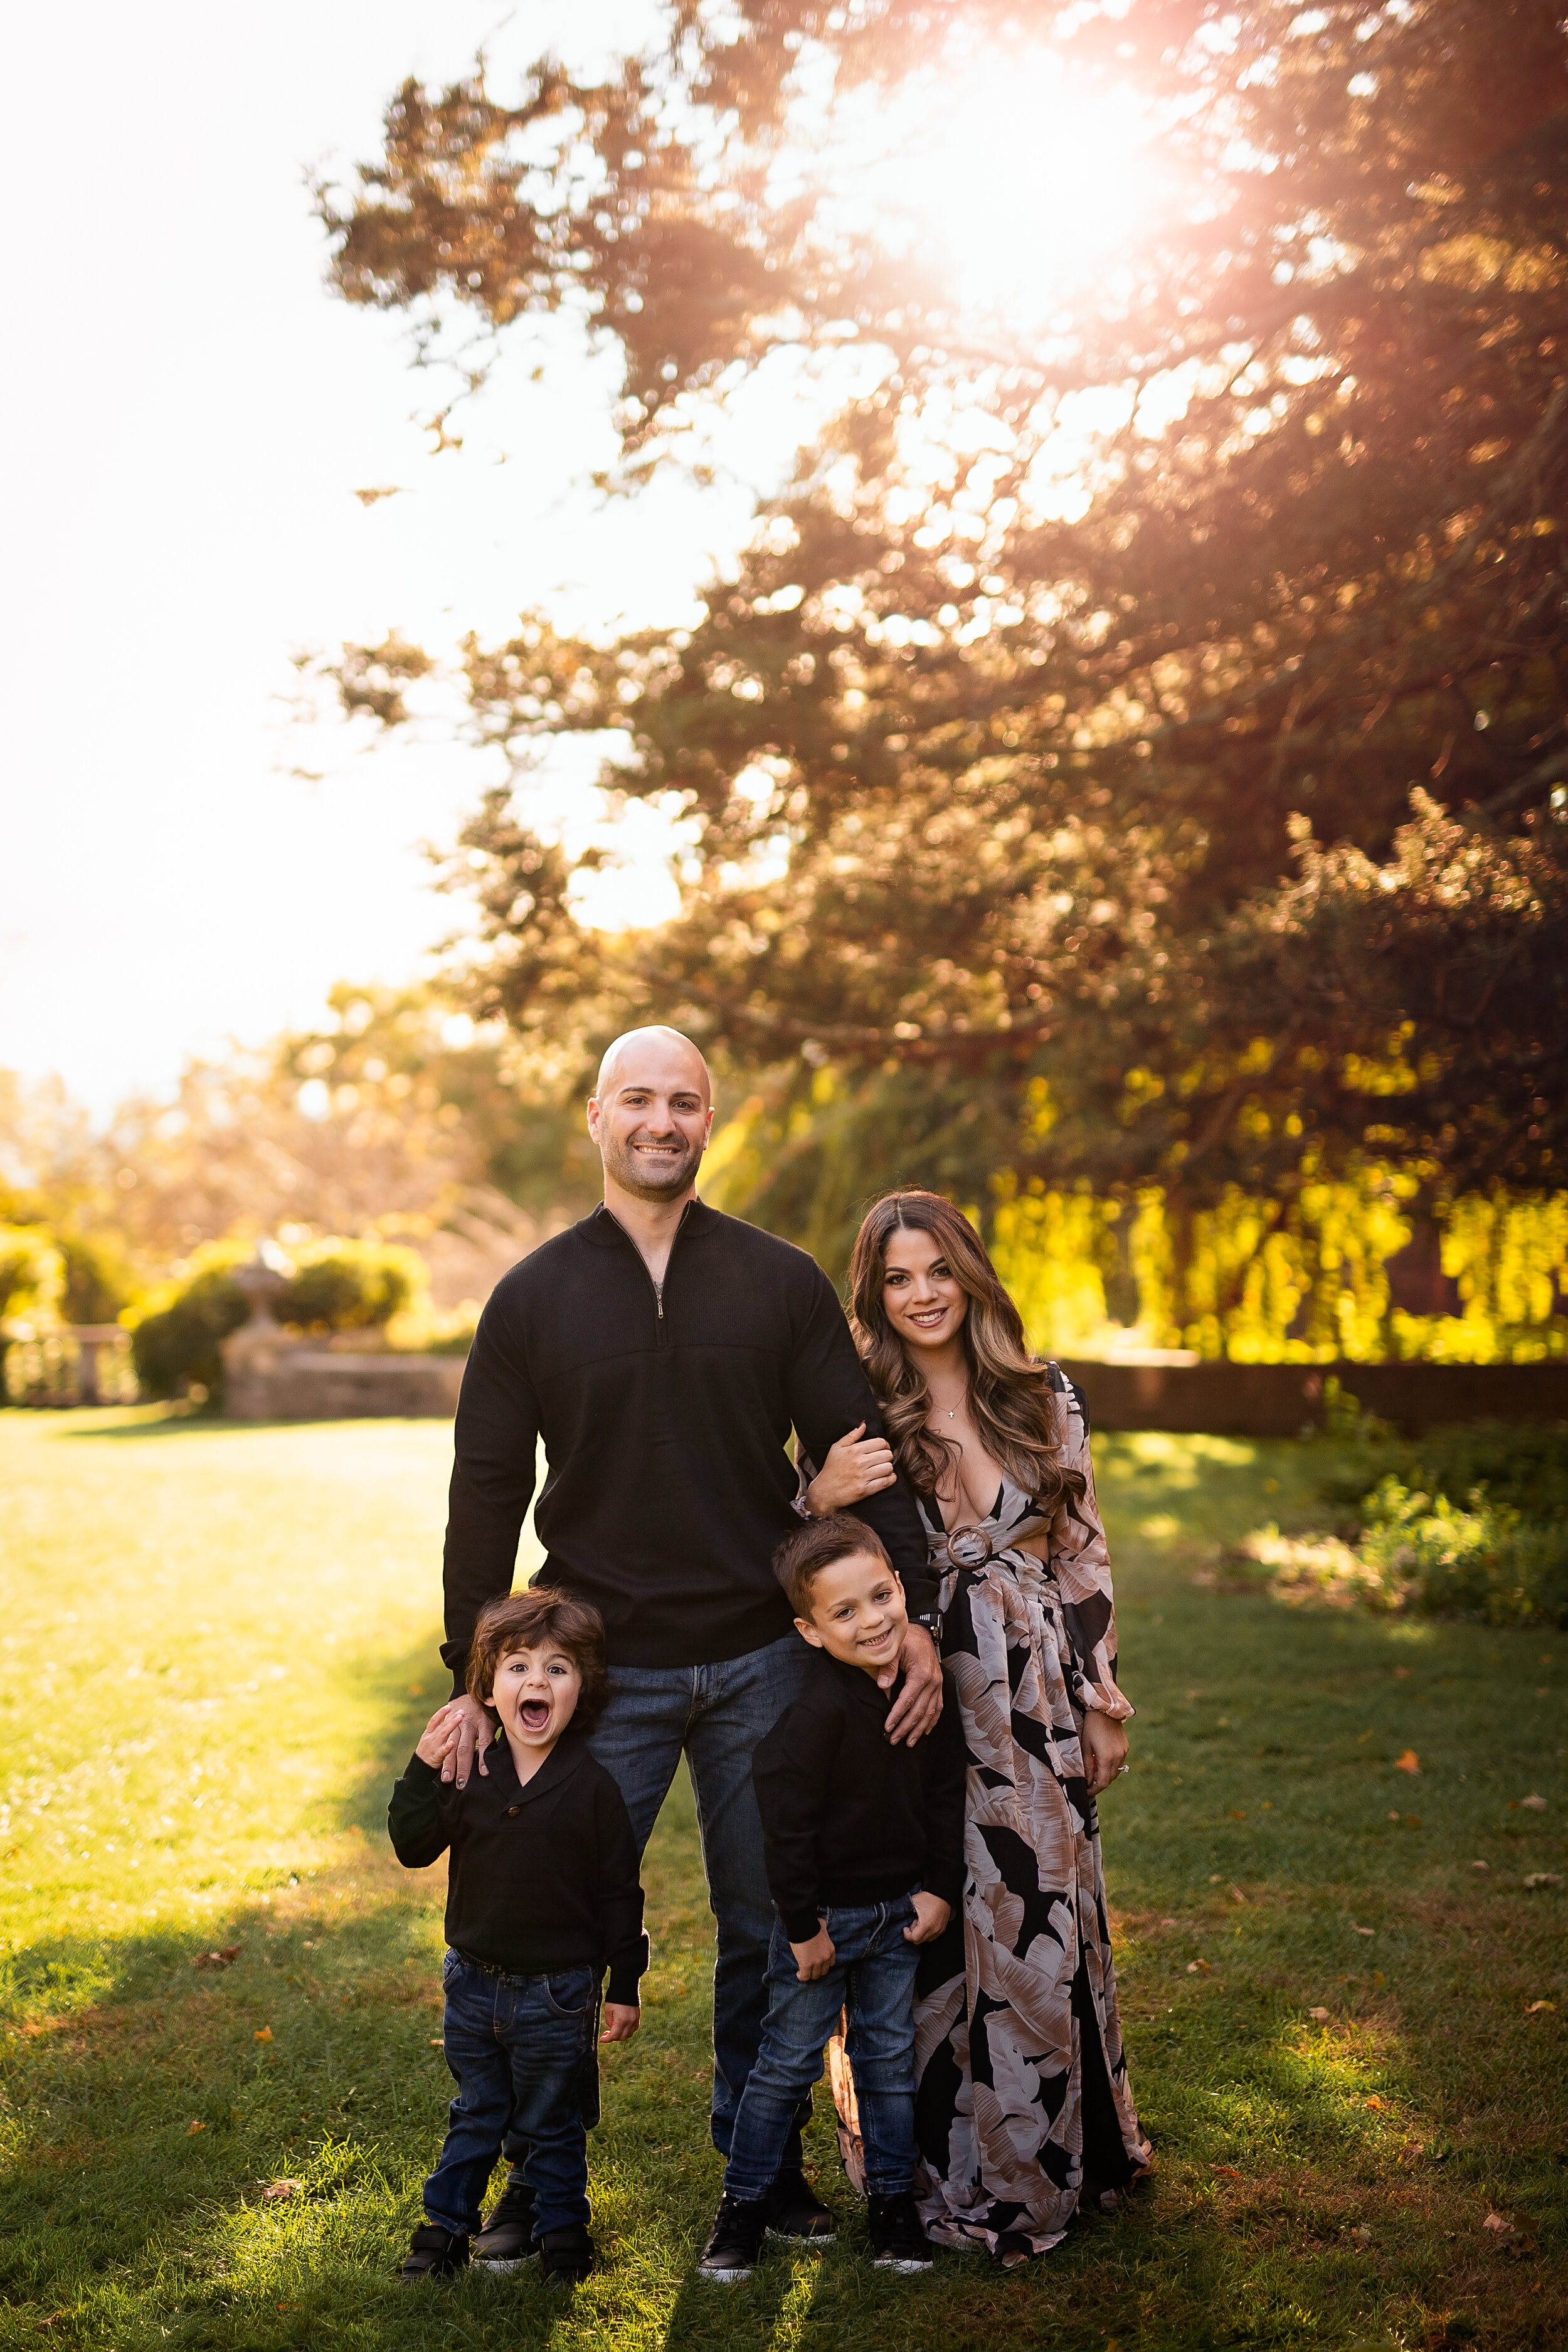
[432,1025,940,2250]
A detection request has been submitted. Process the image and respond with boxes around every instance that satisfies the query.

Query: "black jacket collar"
[815,1646,898,1716]
[580,1197,720,1248]
[480,1727,592,1808]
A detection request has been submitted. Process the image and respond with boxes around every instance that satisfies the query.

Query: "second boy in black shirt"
[698,1514,966,2284]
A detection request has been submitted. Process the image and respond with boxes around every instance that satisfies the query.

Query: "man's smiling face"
[588,1029,714,1202]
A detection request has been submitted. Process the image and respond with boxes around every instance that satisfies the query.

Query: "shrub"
[1359,1474,1568,1628]
[275,1239,421,1335]
[1239,1409,1568,1628]
[57,1231,139,1325]
[127,1260,249,1401]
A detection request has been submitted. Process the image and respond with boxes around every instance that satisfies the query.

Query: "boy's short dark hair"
[771,1512,894,1619]
[467,1586,611,1732]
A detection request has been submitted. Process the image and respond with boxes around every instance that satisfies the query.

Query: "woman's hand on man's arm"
[803,1423,898,1515]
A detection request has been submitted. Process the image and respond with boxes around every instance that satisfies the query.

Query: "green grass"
[1,1409,1564,2351]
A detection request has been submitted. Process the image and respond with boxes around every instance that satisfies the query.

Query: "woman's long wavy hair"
[848,1191,1084,1514]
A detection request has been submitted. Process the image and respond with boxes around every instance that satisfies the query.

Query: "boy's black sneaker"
[697,2192,769,2284]
[473,2179,538,2271]
[539,2223,595,2290]
[396,2223,470,2283]
[765,2164,835,2243]
[867,2192,934,2273]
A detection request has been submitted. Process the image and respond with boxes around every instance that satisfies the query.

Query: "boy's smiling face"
[795,1550,908,1676]
[489,1641,582,1762]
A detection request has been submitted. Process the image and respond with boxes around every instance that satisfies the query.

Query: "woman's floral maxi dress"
[828,1365,1150,2260]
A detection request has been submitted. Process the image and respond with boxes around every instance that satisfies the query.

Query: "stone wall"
[220,1257,465,1421]
[224,1345,465,1422]
[1057,1356,1568,1437]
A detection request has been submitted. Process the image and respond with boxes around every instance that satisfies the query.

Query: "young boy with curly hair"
[388,1587,647,2289]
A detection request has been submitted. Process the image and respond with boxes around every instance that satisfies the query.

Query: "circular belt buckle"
[945,1523,994,1570]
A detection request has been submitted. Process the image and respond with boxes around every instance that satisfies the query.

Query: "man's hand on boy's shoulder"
[877,1623,943,1745]
[421,1694,494,1784]
[414,1706,469,1774]
[600,2002,640,2043]
[903,1890,950,1946]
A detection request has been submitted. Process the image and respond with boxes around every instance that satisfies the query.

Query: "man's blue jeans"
[584,1631,813,2159]
[426,1951,597,2238]
[726,1896,922,2201]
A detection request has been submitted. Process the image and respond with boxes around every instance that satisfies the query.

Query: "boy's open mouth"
[519,1699,551,1733]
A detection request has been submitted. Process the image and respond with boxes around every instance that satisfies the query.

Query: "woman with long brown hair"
[802,1190,1150,2264]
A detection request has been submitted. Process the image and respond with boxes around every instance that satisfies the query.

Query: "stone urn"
[222,1243,299,1420]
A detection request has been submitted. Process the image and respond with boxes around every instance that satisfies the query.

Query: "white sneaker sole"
[766,2225,835,2247]
[475,2252,538,2272]
[697,2262,756,2284]
[873,2254,935,2272]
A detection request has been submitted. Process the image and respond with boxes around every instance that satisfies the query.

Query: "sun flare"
[854,50,1160,322]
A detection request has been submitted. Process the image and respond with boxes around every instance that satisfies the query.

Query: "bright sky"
[0,0,759,1120]
[1,4,1163,1124]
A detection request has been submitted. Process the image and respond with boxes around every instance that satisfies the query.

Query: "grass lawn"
[1,1406,1563,2352]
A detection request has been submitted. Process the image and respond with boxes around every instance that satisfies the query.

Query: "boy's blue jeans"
[724,1895,922,2202]
[425,1950,597,2238]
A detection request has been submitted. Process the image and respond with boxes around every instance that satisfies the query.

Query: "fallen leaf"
[1229,1808,1246,1820]
[186,2119,206,2135]
[1308,2006,1330,2020]
[254,2026,273,2043]
[1229,1884,1248,1903]
[1160,1916,1177,1927]
[429,2035,443,2046]
[191,1946,242,1970]
[1521,1793,1548,1810]
[1482,2212,1520,2245]
[1353,1924,1377,1937]
[1523,1872,1562,1889]
[1187,1959,1212,1974]
[264,2178,303,2201]
[1353,2223,1374,2242]
[1404,1815,1421,1826]
[1392,1666,1410,1678]
[1395,1750,1420,1774]
[1210,2164,1241,2179]
[1365,2094,1386,2111]
[1526,2000,1555,2014]
[1471,1860,1489,1872]
[1388,1809,1401,1821]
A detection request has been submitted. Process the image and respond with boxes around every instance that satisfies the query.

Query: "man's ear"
[793,1614,825,1650]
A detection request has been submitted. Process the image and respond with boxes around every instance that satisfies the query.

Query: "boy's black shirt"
[751,1650,967,1943]
[441,1199,934,1685]
[387,1731,647,2005]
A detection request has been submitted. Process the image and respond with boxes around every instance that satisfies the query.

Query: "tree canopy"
[326,0,1568,1258]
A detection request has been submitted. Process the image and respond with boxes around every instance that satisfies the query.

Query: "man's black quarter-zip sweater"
[442,1199,933,1683]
